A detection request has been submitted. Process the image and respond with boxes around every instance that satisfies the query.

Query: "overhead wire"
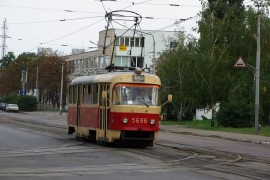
[27,18,105,52]
[7,14,180,25]
[100,0,108,13]
[149,15,199,35]
[9,36,96,50]
[100,0,200,35]
[3,1,201,55]
[111,0,201,8]
[110,14,198,54]
[120,0,153,10]
[8,16,104,25]
[3,1,109,54]
[0,4,104,14]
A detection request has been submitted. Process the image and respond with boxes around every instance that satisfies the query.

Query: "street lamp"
[36,64,39,103]
[59,61,64,115]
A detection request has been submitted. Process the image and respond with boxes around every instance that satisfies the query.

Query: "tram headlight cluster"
[150,119,155,125]
[122,117,128,124]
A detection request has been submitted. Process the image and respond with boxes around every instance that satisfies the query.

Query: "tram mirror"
[168,94,172,102]
[102,91,107,99]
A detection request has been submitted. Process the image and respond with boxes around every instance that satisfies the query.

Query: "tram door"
[76,85,82,128]
[99,83,110,141]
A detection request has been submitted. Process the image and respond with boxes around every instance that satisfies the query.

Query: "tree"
[38,55,68,108]
[157,36,198,120]
[0,58,21,96]
[0,52,15,69]
[156,0,270,125]
[0,52,68,111]
[193,0,255,125]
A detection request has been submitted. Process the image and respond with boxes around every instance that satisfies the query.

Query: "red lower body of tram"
[67,105,160,146]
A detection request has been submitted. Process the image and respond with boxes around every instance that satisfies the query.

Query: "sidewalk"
[21,111,270,145]
[24,110,68,120]
[160,125,270,145]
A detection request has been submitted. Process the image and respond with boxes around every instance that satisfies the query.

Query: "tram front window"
[112,84,160,106]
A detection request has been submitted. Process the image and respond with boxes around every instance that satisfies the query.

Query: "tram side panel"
[67,105,77,126]
[67,105,77,134]
[80,106,99,128]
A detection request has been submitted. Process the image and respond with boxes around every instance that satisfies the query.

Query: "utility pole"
[36,65,39,103]
[0,18,9,60]
[21,63,28,96]
[152,39,156,74]
[252,0,266,134]
[59,61,64,115]
[254,5,260,134]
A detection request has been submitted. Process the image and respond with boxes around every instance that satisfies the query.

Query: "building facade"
[65,28,181,79]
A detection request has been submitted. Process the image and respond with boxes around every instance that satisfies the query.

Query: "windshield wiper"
[139,99,149,107]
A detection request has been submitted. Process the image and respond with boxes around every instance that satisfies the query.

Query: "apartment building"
[65,28,180,78]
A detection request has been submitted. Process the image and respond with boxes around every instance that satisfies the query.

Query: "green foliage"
[1,52,68,110]
[216,100,254,128]
[3,93,20,104]
[157,37,198,120]
[0,52,15,69]
[18,96,37,111]
[3,94,37,111]
[157,0,270,126]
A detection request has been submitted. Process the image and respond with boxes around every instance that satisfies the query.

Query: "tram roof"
[70,71,160,85]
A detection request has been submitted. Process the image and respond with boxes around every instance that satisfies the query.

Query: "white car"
[6,104,19,113]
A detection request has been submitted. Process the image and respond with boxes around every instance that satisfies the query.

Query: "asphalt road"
[0,124,63,150]
[0,111,216,180]
[3,110,270,158]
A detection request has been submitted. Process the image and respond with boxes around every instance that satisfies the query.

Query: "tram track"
[1,114,270,179]
[155,140,270,179]
[155,140,242,166]
[0,114,67,139]
[0,143,117,158]
[0,163,173,177]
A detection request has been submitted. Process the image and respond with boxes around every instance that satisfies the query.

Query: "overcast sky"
[0,0,253,57]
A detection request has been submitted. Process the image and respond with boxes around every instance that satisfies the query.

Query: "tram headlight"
[150,119,155,125]
[122,118,128,124]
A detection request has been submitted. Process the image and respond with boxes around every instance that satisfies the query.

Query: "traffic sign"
[234,57,247,68]
[19,88,26,96]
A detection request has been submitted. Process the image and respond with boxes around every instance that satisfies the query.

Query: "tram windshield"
[112,83,160,106]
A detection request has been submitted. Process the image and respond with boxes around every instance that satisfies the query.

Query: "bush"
[4,94,37,111]
[18,96,37,111]
[3,93,20,104]
[217,100,254,128]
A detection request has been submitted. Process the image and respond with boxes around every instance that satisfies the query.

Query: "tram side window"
[112,86,120,104]
[93,84,98,104]
[73,86,77,104]
[87,84,93,104]
[69,86,73,104]
[82,85,87,104]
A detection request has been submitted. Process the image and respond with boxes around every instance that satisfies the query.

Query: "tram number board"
[133,75,144,82]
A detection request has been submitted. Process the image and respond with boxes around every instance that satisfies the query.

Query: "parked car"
[6,104,19,112]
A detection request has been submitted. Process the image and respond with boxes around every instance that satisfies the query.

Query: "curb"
[160,128,270,146]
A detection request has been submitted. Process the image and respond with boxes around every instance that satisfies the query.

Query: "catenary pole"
[59,62,64,115]
[254,1,261,134]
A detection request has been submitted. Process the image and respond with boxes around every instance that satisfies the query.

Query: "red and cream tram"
[67,68,164,146]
